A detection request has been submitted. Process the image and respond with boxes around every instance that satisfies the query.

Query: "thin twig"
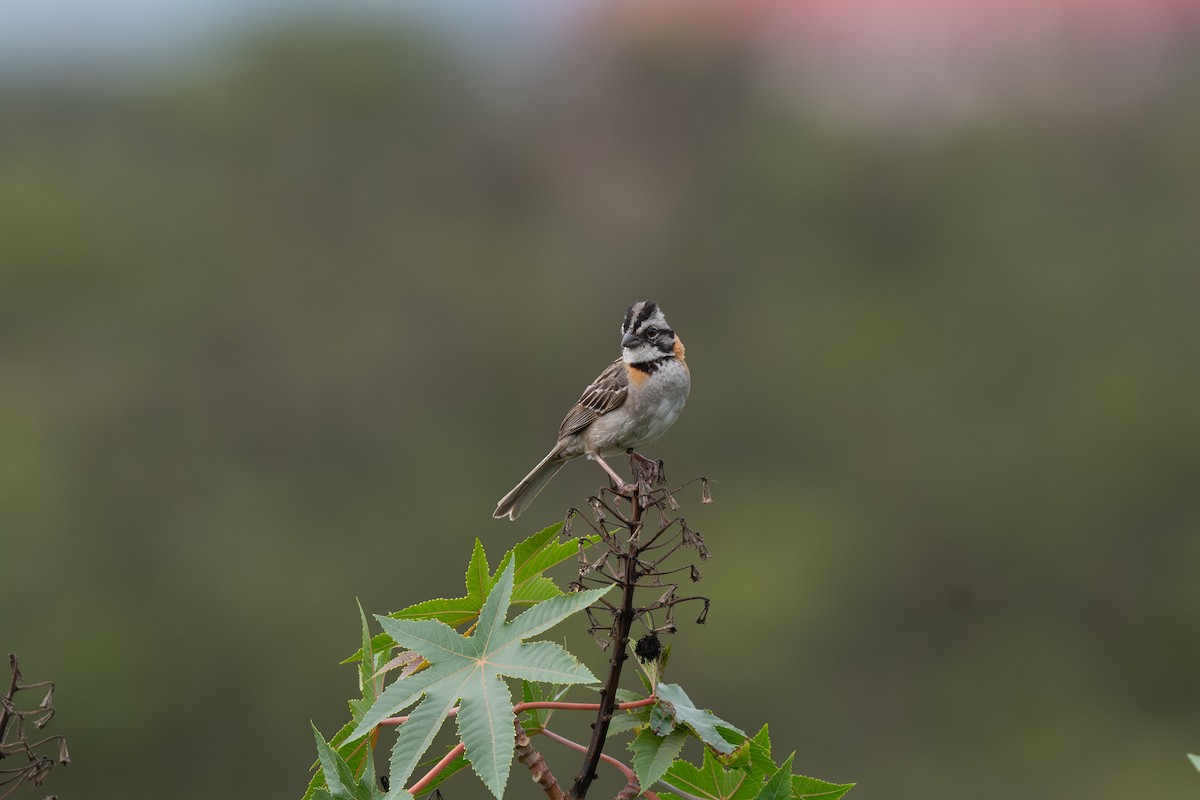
[0,655,20,746]
[0,655,67,799]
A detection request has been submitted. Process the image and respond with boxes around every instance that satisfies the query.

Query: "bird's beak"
[621,331,642,348]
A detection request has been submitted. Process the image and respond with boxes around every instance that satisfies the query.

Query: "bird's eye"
[644,327,659,339]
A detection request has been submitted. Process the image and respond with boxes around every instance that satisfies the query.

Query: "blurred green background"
[3,4,1200,799]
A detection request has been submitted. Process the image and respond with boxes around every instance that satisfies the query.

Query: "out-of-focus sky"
[5,0,1196,70]
[1,0,573,70]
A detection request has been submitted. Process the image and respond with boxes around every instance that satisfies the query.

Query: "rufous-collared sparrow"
[494,300,690,521]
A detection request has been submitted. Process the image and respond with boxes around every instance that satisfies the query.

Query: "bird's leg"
[590,453,636,495]
[628,449,664,487]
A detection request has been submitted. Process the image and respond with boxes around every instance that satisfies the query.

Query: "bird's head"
[620,300,678,365]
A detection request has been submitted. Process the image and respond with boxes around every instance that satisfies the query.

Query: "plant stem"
[538,727,634,782]
[514,698,656,714]
[515,721,566,800]
[568,487,642,800]
[380,698,655,726]
[0,655,20,747]
[405,742,464,796]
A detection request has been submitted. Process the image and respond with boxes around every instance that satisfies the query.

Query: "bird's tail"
[494,445,567,521]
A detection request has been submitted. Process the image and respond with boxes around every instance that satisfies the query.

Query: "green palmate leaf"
[607,704,653,736]
[303,697,383,799]
[306,606,396,799]
[347,561,609,799]
[359,601,389,699]
[313,723,374,800]
[717,735,752,770]
[658,723,851,800]
[346,525,595,663]
[792,774,855,800]
[467,538,491,601]
[512,575,560,604]
[660,748,761,800]
[750,727,853,799]
[655,682,746,754]
[615,688,644,704]
[302,719,352,800]
[744,726,774,783]
[507,523,585,588]
[303,719,353,800]
[388,599,480,628]
[358,602,374,688]
[630,727,688,791]
[358,735,380,800]
[520,680,545,731]
[649,702,676,736]
[756,754,795,800]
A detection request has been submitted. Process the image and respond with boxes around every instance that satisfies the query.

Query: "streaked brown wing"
[558,358,628,438]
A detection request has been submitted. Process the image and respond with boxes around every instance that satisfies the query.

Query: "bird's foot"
[591,453,639,496]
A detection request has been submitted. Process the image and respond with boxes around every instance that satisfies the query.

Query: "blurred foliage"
[2,17,1199,800]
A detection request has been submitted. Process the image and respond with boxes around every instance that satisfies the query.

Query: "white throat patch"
[623,343,665,365]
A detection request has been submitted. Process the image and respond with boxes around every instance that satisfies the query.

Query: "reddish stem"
[539,728,660,800]
[513,697,656,714]
[379,697,654,726]
[380,706,460,726]
[405,742,465,796]
[538,728,634,781]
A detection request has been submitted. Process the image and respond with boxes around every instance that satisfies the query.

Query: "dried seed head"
[634,633,662,663]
